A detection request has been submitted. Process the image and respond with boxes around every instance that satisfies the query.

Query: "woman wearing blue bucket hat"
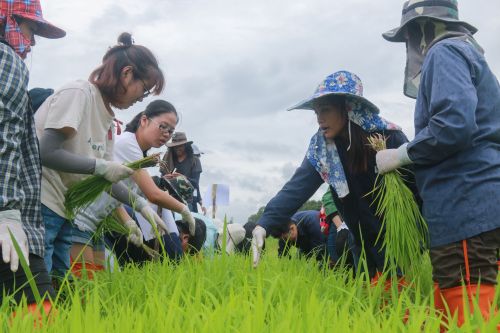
[251,71,419,279]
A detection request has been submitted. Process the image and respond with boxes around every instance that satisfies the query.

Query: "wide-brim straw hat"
[166,131,193,147]
[287,70,379,114]
[382,0,477,43]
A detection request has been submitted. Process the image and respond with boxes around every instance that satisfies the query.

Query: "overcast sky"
[28,0,500,223]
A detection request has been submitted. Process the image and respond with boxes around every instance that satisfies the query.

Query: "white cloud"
[29,0,500,223]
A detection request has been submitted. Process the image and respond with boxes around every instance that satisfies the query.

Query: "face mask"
[2,16,32,59]
[403,19,472,99]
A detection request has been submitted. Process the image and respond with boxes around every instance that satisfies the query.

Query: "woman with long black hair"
[251,71,417,280]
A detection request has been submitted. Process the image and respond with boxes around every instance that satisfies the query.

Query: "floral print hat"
[291,71,401,198]
[287,70,379,114]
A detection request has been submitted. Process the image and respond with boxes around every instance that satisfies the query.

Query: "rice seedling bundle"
[64,154,160,219]
[368,134,428,272]
[95,213,160,260]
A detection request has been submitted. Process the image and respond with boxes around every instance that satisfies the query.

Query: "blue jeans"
[42,205,72,278]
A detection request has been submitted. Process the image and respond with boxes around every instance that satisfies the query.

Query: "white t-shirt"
[35,80,115,218]
[74,131,178,235]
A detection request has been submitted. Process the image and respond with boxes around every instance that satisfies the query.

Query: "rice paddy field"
[2,239,500,332]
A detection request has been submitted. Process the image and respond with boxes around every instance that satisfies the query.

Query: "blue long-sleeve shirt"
[408,38,500,247]
[258,130,412,253]
[278,210,327,261]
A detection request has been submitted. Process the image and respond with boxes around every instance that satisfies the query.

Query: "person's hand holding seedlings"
[135,197,169,235]
[0,210,29,272]
[252,225,266,268]
[375,143,412,174]
[94,159,134,182]
[124,219,143,247]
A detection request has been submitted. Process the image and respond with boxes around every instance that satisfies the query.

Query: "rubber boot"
[11,300,53,328]
[440,284,497,328]
[370,272,409,322]
[434,282,445,312]
[71,262,105,280]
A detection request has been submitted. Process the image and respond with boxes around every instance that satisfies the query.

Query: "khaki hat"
[166,131,193,147]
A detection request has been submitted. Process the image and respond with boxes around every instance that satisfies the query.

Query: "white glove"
[337,222,349,232]
[124,219,143,247]
[140,205,169,235]
[251,225,266,268]
[0,210,29,272]
[94,159,134,183]
[180,205,196,236]
[375,143,412,175]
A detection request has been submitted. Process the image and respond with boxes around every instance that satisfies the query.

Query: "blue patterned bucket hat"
[383,0,477,43]
[287,71,379,114]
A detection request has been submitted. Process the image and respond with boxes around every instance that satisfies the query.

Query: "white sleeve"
[113,132,143,164]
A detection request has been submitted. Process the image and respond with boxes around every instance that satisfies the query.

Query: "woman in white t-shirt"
[35,32,168,279]
[70,100,196,271]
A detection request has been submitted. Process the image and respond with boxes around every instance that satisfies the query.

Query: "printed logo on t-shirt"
[87,137,105,153]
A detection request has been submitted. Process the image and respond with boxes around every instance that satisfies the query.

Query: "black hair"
[169,143,194,159]
[175,218,207,254]
[89,32,165,106]
[125,99,178,133]
[314,94,374,174]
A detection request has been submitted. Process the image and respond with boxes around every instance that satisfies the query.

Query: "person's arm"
[252,156,324,267]
[407,43,478,165]
[132,169,186,213]
[131,169,196,236]
[114,206,143,247]
[257,157,324,234]
[0,59,31,271]
[39,128,133,182]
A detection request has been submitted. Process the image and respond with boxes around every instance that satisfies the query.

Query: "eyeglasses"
[140,78,153,99]
[149,118,175,135]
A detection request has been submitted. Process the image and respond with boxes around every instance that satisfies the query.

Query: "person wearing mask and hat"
[160,132,202,213]
[252,71,419,283]
[377,0,500,326]
[0,0,64,315]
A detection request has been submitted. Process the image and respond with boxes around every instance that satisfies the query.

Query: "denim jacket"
[408,38,500,247]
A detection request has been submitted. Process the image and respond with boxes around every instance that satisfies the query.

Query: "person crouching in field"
[70,100,196,276]
[0,0,64,315]
[252,71,419,283]
[378,0,500,326]
[35,32,167,280]
[270,210,328,264]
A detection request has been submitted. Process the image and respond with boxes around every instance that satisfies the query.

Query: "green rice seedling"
[3,238,499,332]
[367,134,429,273]
[64,153,160,219]
[96,213,160,260]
